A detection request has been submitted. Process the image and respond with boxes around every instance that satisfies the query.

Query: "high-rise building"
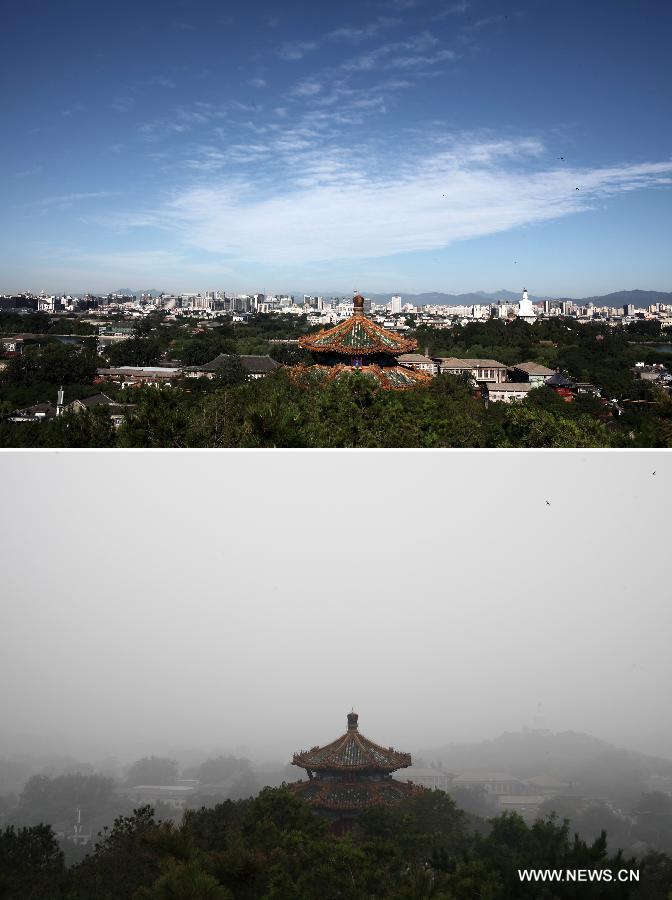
[390,295,402,315]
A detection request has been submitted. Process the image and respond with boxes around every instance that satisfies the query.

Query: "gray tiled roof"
[192,354,280,374]
[513,362,556,376]
[436,357,507,368]
[485,382,533,392]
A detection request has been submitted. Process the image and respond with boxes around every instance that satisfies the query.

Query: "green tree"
[119,389,192,448]
[3,342,97,386]
[499,404,612,448]
[212,355,248,387]
[126,757,179,787]
[50,407,116,447]
[105,337,165,367]
[17,773,116,827]
[136,858,233,900]
[68,806,164,900]
[0,823,64,900]
[195,757,252,786]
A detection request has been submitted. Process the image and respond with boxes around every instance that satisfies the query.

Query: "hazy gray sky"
[1,450,669,764]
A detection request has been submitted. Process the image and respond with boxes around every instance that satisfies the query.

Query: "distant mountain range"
[114,288,163,297]
[108,288,672,308]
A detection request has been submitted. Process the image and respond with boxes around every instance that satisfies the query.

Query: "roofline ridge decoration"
[292,726,412,772]
[298,312,418,357]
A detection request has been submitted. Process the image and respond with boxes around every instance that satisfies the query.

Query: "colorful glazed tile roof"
[292,713,413,773]
[288,776,424,812]
[298,295,417,357]
[290,363,432,391]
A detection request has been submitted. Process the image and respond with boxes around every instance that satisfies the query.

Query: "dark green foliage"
[0,311,94,337]
[125,757,180,787]
[105,336,166,367]
[498,404,613,448]
[0,823,64,900]
[118,390,193,448]
[3,343,98,387]
[0,311,53,334]
[174,329,236,366]
[626,319,662,339]
[68,806,165,900]
[633,851,672,900]
[453,812,635,899]
[268,343,312,366]
[1,786,669,899]
[0,407,116,448]
[211,355,249,387]
[17,774,116,827]
[134,858,234,899]
[51,407,116,447]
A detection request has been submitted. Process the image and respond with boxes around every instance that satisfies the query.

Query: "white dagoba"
[517,287,537,324]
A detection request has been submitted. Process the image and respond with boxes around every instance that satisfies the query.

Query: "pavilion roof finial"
[347,710,359,731]
[353,293,365,315]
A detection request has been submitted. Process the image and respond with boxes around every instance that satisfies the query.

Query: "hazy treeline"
[2,789,672,899]
[0,752,274,867]
[3,729,672,869]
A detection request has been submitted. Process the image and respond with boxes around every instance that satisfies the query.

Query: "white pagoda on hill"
[517,288,537,324]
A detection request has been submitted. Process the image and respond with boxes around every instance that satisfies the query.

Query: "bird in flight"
[545,500,551,506]
[652,471,656,476]
[557,156,564,160]
[575,187,581,191]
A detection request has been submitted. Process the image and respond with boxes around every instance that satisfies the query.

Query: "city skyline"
[3,0,672,294]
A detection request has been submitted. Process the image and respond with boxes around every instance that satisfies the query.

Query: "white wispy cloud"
[463,14,506,32]
[112,95,135,113]
[147,76,176,89]
[433,1,470,17]
[340,32,440,71]
[13,164,44,179]
[277,40,318,61]
[325,17,400,43]
[20,192,115,211]
[382,0,420,10]
[278,15,401,60]
[137,100,263,141]
[128,139,672,266]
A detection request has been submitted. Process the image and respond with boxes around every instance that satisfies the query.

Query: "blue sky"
[2,0,671,296]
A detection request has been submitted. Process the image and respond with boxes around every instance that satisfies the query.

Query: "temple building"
[288,711,424,834]
[294,294,432,389]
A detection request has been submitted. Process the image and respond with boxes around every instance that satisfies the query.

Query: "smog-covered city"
[1,452,670,897]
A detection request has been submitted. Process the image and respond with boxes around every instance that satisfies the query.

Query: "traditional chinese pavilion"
[294,294,432,389]
[288,711,424,834]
